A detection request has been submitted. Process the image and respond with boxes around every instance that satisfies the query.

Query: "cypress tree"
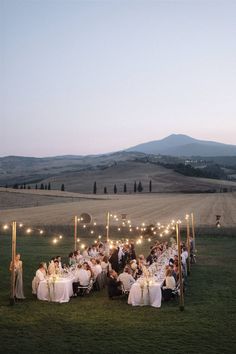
[114,184,117,194]
[40,183,44,190]
[61,184,65,191]
[149,180,152,193]
[45,184,47,190]
[124,183,127,193]
[134,181,137,193]
[93,182,97,194]
[48,182,51,190]
[28,185,31,189]
[104,186,107,194]
[35,184,38,190]
[137,181,143,192]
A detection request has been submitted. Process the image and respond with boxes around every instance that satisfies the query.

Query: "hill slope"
[126,134,236,156]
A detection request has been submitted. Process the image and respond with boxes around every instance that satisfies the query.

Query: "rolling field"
[0,188,236,228]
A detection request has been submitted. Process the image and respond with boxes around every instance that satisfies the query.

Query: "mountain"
[126,134,236,157]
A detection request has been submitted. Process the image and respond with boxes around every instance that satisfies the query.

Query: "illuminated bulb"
[59,235,63,239]
[136,227,139,230]
[94,240,97,244]
[81,218,83,221]
[165,230,169,235]
[81,244,85,249]
[91,230,94,234]
[19,223,23,228]
[83,225,86,228]
[129,228,132,232]
[93,222,97,226]
[109,245,113,249]
[77,238,80,242]
[127,220,131,224]
[160,233,163,237]
[3,224,9,230]
[53,238,58,244]
[153,231,157,235]
[39,230,44,234]
[118,228,121,231]
[151,227,154,231]
[98,235,102,239]
[110,214,113,217]
[142,223,145,226]
[26,228,32,234]
[114,215,117,218]
[148,238,151,242]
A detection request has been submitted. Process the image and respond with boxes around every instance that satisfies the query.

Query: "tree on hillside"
[35,184,38,190]
[114,184,117,194]
[93,182,97,194]
[123,183,127,193]
[137,181,143,193]
[134,181,137,193]
[104,186,107,194]
[5,184,8,189]
[40,183,44,190]
[13,183,18,189]
[28,186,31,189]
[149,180,152,193]
[61,184,65,191]
[44,184,47,190]
[48,182,51,190]
[23,183,26,189]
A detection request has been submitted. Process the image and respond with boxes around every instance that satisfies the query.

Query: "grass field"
[0,231,236,354]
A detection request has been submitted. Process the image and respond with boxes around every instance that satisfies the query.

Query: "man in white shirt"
[118,266,135,292]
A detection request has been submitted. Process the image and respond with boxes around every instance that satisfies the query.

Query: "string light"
[26,228,32,234]
[53,238,58,244]
[3,224,9,230]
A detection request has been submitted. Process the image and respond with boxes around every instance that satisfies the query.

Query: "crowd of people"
[11,236,195,303]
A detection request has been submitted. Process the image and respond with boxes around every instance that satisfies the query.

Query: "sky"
[1,0,236,157]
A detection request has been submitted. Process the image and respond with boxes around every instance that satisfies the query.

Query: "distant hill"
[126,134,236,157]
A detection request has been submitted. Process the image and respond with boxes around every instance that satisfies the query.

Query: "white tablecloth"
[128,280,162,308]
[37,276,74,303]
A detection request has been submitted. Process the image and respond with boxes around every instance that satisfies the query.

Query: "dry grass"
[0,188,236,228]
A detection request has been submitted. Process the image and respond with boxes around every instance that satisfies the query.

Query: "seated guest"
[32,263,47,294]
[101,256,109,274]
[162,268,176,301]
[146,249,157,265]
[68,252,76,266]
[118,266,135,292]
[107,270,122,299]
[73,264,90,296]
[83,262,94,280]
[55,256,63,271]
[90,258,102,280]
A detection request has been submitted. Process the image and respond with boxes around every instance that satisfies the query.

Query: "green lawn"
[0,232,236,354]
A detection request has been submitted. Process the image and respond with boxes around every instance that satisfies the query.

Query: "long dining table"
[128,245,177,308]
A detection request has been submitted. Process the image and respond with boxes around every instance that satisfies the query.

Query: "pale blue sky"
[1,0,236,157]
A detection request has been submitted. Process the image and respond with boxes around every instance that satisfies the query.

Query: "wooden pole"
[191,212,196,253]
[106,212,110,242]
[10,221,17,305]
[74,216,78,252]
[186,216,191,276]
[176,222,184,311]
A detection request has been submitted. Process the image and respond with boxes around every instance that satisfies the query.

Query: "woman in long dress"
[9,253,25,300]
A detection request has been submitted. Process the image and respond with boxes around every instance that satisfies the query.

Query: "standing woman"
[9,253,25,300]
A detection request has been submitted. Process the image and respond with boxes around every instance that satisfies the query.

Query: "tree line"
[7,182,65,191]
[93,180,153,194]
